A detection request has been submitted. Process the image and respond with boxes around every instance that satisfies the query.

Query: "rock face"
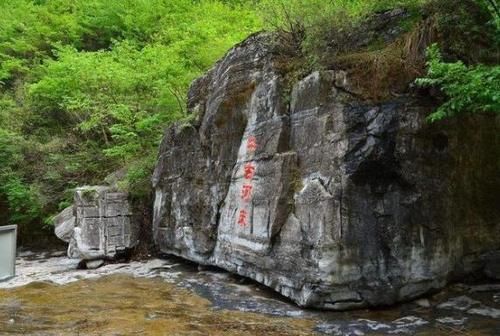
[54,186,138,260]
[152,34,500,309]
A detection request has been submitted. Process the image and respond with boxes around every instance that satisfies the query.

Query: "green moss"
[290,166,304,194]
[81,188,98,202]
[398,11,423,32]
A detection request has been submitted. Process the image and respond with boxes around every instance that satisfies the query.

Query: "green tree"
[0,0,262,228]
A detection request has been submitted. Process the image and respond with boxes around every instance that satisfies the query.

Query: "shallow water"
[0,275,315,335]
[0,252,499,335]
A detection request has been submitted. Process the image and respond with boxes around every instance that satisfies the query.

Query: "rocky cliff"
[152,33,500,309]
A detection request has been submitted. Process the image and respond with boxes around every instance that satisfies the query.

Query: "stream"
[0,251,499,335]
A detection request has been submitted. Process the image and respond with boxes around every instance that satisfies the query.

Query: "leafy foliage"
[258,0,428,55]
[415,0,499,122]
[0,0,261,230]
[0,129,42,225]
[416,44,500,122]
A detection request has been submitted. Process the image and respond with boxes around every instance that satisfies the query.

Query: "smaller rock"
[145,312,158,320]
[392,316,429,328]
[468,284,500,293]
[436,317,467,326]
[85,260,105,270]
[357,319,391,331]
[493,292,500,303]
[415,298,431,308]
[315,322,341,335]
[18,251,35,258]
[467,305,500,319]
[437,296,480,311]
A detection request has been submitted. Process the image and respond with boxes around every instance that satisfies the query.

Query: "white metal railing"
[0,225,17,281]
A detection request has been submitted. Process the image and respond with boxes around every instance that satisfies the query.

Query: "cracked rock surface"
[54,186,139,261]
[152,33,500,309]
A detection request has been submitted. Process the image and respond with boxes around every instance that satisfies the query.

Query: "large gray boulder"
[152,34,500,309]
[54,186,138,260]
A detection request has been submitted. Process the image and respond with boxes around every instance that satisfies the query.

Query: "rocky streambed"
[0,252,499,335]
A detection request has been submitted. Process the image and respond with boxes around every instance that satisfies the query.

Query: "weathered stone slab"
[53,186,138,261]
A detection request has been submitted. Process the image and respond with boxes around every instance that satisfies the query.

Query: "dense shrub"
[416,44,500,121]
[258,0,428,56]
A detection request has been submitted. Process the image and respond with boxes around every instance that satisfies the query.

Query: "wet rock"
[17,251,35,258]
[145,312,158,320]
[152,33,500,309]
[84,259,105,270]
[315,323,349,336]
[357,319,391,332]
[468,284,500,293]
[392,316,429,329]
[54,186,139,261]
[436,317,467,326]
[437,296,481,311]
[316,316,429,335]
[494,293,500,303]
[415,298,431,308]
[467,305,500,319]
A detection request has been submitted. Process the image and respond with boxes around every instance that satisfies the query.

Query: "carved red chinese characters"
[241,184,253,202]
[243,162,256,180]
[247,136,257,153]
[237,209,248,227]
[236,135,258,227]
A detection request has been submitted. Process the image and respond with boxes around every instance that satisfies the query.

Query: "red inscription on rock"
[241,184,253,202]
[243,162,256,180]
[238,209,248,227]
[247,136,257,152]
